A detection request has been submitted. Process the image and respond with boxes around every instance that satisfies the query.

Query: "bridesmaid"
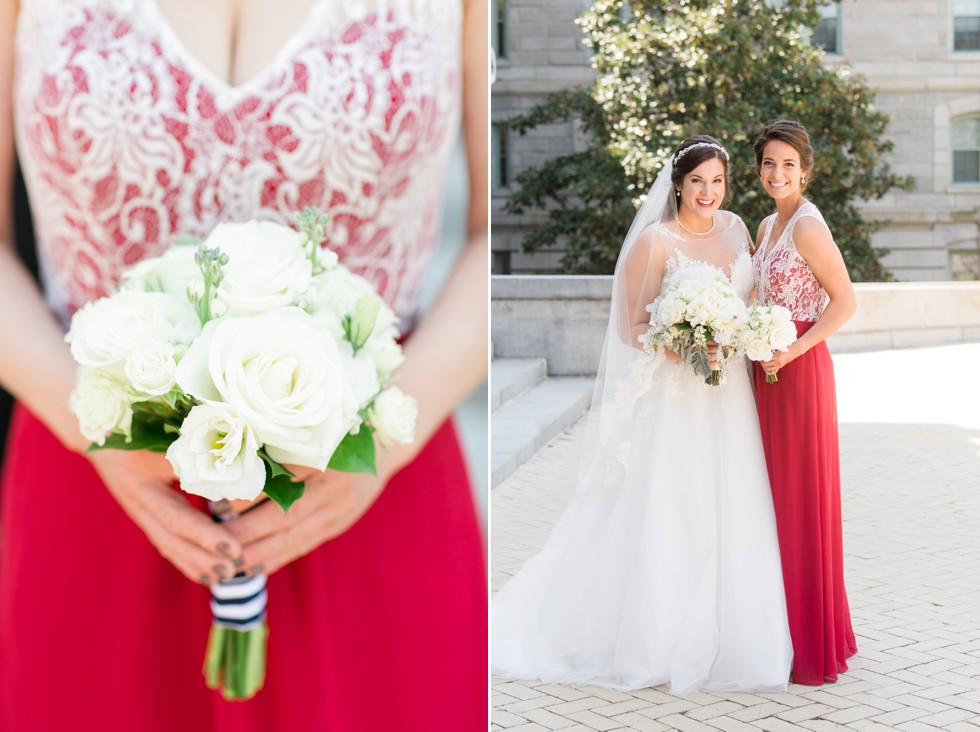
[750,120,858,685]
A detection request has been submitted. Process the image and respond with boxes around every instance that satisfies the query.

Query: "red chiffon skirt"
[753,321,857,685]
[0,404,487,731]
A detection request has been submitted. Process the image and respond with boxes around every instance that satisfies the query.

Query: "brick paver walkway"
[491,344,980,731]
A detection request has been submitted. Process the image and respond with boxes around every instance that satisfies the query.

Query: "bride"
[491,136,793,693]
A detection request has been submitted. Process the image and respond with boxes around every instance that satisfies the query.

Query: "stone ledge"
[491,276,980,374]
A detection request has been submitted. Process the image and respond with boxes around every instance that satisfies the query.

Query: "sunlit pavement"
[492,343,980,732]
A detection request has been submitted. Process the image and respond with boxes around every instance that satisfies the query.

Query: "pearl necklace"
[675,214,716,237]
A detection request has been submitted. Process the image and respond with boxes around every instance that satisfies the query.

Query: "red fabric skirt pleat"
[753,321,857,685]
[0,403,487,731]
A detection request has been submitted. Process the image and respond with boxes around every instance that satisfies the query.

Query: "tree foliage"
[505,0,914,280]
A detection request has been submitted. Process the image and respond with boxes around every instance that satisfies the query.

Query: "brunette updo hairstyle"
[671,135,732,205]
[753,120,815,190]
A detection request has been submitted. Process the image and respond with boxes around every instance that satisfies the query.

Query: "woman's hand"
[705,340,720,368]
[224,469,386,576]
[86,449,243,584]
[761,348,797,380]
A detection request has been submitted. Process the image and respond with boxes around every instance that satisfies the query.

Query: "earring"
[802,176,806,184]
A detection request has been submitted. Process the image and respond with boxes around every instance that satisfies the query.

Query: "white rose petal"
[69,368,133,445]
[205,221,314,316]
[166,404,266,501]
[175,307,359,470]
[124,340,177,396]
[745,338,774,363]
[368,387,418,448]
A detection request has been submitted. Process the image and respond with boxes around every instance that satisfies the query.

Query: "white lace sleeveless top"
[752,201,829,322]
[13,0,462,326]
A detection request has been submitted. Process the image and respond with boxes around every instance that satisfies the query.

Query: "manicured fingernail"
[248,564,265,577]
[200,574,213,585]
[233,555,246,569]
[216,542,240,561]
[213,564,230,579]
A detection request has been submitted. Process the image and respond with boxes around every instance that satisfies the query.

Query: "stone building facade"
[491,0,980,281]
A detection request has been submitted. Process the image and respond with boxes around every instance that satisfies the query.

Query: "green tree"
[505,0,913,280]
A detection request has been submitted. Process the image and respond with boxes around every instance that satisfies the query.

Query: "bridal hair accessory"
[673,142,729,165]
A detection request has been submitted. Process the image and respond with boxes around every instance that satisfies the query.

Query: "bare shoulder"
[793,213,835,252]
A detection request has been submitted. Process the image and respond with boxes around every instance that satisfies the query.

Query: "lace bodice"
[752,202,828,322]
[658,212,755,304]
[13,0,461,326]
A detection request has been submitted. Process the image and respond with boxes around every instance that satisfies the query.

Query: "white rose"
[204,221,313,316]
[368,387,418,448]
[175,308,359,470]
[124,340,178,396]
[745,338,774,363]
[166,404,266,501]
[122,244,201,300]
[768,322,798,351]
[769,305,793,326]
[66,291,199,368]
[69,368,133,445]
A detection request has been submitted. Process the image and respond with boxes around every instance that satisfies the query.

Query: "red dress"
[752,203,857,685]
[2,3,486,730]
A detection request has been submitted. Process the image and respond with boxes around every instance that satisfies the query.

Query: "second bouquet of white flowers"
[65,209,417,700]
[736,304,798,383]
[640,272,745,385]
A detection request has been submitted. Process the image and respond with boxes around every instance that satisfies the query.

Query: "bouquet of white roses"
[640,272,745,386]
[66,209,417,700]
[736,304,797,383]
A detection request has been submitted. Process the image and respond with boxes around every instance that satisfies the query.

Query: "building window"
[492,0,507,59]
[952,115,980,183]
[812,3,840,54]
[954,0,980,51]
[492,124,510,189]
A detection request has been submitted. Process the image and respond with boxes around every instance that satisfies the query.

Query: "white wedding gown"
[491,219,793,693]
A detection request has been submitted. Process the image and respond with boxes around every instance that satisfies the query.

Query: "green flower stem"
[203,621,267,701]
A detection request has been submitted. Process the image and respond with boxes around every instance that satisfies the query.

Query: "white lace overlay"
[14,0,461,325]
[753,202,829,322]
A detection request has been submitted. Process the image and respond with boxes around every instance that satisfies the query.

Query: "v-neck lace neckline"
[761,201,814,261]
[142,0,325,98]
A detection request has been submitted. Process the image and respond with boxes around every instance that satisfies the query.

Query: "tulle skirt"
[492,357,793,693]
[753,321,857,685]
[0,404,487,732]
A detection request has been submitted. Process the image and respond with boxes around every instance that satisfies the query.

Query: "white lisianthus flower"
[368,387,418,448]
[122,244,201,300]
[124,340,178,396]
[363,334,405,376]
[66,291,199,368]
[204,221,313,316]
[339,342,382,408]
[175,308,359,470]
[166,404,266,501]
[70,368,133,445]
[308,266,399,337]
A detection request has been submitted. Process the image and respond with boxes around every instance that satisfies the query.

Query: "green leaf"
[263,473,305,513]
[257,449,295,479]
[328,428,377,475]
[86,412,175,453]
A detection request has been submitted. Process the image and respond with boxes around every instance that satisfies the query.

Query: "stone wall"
[491,276,980,375]
[491,0,980,281]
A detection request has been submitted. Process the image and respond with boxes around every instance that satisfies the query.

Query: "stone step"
[491,376,594,489]
[490,358,547,413]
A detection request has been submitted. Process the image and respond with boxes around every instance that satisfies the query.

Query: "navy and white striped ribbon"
[210,573,267,631]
